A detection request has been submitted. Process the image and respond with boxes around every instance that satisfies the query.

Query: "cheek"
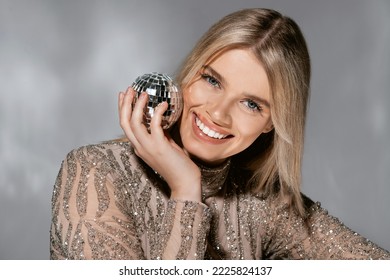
[182,88,193,109]
[236,117,270,142]
[183,83,209,109]
[180,87,198,130]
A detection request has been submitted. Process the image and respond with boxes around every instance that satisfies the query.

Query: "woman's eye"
[201,74,221,88]
[242,99,261,112]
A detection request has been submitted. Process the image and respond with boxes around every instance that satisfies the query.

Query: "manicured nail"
[157,101,166,108]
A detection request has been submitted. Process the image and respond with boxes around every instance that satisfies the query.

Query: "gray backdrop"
[0,0,389,259]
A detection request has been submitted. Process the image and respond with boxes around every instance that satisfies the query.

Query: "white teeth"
[195,117,229,139]
[215,133,224,139]
[207,130,215,137]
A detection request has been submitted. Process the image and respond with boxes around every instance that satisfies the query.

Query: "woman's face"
[179,48,273,165]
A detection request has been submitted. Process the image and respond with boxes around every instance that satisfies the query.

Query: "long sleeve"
[50,145,145,259]
[50,142,212,260]
[155,200,211,259]
[261,195,390,259]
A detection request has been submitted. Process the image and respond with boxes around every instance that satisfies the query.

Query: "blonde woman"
[50,8,389,259]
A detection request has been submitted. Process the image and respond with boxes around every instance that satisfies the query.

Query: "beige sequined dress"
[50,141,390,259]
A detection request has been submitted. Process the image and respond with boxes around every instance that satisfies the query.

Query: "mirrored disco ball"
[131,72,183,130]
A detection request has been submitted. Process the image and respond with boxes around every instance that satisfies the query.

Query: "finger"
[118,91,125,118]
[121,86,135,112]
[131,91,150,139]
[150,101,168,137]
[120,85,134,106]
[119,88,135,125]
[119,88,139,144]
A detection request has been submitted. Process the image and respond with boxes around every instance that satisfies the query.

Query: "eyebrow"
[201,65,227,86]
[201,65,271,108]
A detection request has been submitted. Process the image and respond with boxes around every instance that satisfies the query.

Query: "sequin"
[50,141,390,260]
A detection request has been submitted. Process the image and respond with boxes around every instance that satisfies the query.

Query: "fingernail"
[158,101,167,108]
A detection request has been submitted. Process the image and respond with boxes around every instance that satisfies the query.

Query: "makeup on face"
[178,48,273,166]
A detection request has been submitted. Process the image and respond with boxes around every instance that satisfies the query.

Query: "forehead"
[206,48,270,100]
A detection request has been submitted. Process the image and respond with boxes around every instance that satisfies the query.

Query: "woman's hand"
[118,86,202,202]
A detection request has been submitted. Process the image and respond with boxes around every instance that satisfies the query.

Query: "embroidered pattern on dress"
[50,141,390,260]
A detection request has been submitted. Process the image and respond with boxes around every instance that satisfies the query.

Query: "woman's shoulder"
[62,139,137,171]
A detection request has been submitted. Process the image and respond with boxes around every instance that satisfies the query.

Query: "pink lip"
[191,112,233,145]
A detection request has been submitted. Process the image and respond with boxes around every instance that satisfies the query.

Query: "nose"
[206,95,233,127]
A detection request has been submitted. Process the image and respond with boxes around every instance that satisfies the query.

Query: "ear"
[262,121,274,134]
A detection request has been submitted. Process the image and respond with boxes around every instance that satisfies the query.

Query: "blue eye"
[201,74,221,88]
[242,99,262,112]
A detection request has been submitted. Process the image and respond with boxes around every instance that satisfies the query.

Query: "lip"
[191,112,233,144]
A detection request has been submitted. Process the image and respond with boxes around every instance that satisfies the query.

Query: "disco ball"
[131,72,183,130]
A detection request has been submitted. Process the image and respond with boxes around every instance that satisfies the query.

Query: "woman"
[50,8,389,259]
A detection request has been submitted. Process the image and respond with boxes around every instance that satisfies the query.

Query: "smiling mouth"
[195,116,232,139]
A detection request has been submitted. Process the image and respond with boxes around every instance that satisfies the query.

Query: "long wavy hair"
[176,8,311,217]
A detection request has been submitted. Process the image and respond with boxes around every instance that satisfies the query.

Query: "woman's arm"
[50,144,212,259]
[50,146,145,259]
[261,195,390,259]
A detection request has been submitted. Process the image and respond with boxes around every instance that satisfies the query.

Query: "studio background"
[0,0,389,259]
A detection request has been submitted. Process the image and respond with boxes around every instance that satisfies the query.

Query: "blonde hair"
[176,8,311,217]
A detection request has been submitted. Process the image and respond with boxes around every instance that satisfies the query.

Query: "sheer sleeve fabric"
[50,143,211,260]
[51,143,388,260]
[261,195,390,259]
[50,146,144,259]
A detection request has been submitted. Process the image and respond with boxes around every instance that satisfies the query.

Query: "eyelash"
[241,99,262,113]
[200,72,262,113]
[200,73,221,89]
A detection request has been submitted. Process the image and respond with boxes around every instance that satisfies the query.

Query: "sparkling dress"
[50,141,390,259]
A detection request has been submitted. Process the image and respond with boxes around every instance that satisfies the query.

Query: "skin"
[118,48,273,202]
